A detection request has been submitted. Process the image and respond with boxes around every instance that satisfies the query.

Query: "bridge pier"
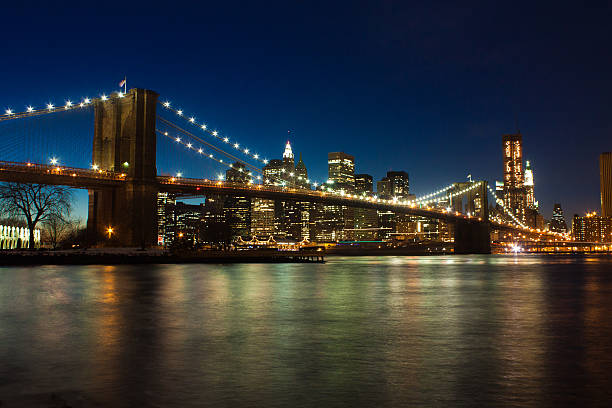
[87,89,159,247]
[453,220,491,254]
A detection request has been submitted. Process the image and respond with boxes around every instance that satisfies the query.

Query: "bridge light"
[50,158,58,165]
[79,103,84,108]
[65,101,73,108]
[244,148,249,154]
[47,103,54,110]
[263,159,268,164]
[209,154,213,158]
[92,164,99,170]
[198,148,203,154]
[233,143,239,149]
[254,154,259,159]
[189,117,195,123]
[5,108,13,115]
[217,174,224,180]
[175,137,181,142]
[177,172,182,177]
[100,95,108,101]
[212,131,218,136]
[117,92,124,98]
[201,124,207,130]
[84,98,91,104]
[257,175,262,180]
[186,143,192,148]
[26,106,34,113]
[163,101,170,108]
[177,110,183,116]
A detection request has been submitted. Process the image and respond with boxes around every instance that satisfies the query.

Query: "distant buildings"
[573,212,612,242]
[601,152,612,217]
[549,204,568,233]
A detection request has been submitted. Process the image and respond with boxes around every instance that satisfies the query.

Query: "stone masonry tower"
[87,89,159,247]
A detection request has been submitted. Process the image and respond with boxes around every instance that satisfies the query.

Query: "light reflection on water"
[1,255,612,407]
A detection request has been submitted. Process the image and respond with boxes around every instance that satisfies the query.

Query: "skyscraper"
[502,133,527,221]
[224,162,251,239]
[328,152,355,192]
[524,160,537,209]
[295,153,309,188]
[601,152,612,217]
[386,171,410,198]
[549,204,568,233]
[353,174,378,240]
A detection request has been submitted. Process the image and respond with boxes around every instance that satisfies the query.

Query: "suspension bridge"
[0,88,568,253]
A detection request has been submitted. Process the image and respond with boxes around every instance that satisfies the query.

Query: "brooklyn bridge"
[0,88,568,253]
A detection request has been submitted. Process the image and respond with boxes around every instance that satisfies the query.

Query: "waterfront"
[1,255,612,407]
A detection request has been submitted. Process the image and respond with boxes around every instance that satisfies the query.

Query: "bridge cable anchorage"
[158,100,269,166]
[0,92,122,123]
[157,117,264,176]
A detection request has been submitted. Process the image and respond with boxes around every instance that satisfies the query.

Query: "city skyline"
[1,2,610,221]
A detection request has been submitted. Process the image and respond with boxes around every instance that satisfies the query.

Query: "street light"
[107,226,114,239]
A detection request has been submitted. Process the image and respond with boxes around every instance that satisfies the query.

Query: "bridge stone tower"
[87,89,159,247]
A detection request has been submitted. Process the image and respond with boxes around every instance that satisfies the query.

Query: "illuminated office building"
[502,133,527,221]
[573,212,612,242]
[524,160,537,209]
[601,152,612,217]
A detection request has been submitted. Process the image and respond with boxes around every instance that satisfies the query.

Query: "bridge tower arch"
[87,89,159,247]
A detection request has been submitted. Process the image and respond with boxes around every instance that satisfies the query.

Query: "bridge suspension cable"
[157,117,265,176]
[159,99,269,166]
[0,91,122,123]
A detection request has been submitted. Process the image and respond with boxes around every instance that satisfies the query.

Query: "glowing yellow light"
[5,108,13,115]
[84,98,91,104]
[212,131,218,136]
[163,101,170,107]
[26,106,34,113]
[189,117,195,123]
[201,124,207,130]
[50,158,58,165]
[47,103,54,110]
[100,95,108,101]
[106,226,114,239]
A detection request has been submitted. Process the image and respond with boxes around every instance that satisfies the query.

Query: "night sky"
[1,2,611,220]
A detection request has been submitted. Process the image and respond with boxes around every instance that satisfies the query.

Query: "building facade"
[601,152,612,217]
[502,133,527,221]
[573,213,612,242]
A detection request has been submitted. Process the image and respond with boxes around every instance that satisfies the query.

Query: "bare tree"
[42,215,82,249]
[0,183,73,249]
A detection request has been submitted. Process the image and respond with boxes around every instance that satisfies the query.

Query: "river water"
[1,255,612,407]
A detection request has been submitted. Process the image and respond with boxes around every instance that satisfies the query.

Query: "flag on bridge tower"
[118,77,127,93]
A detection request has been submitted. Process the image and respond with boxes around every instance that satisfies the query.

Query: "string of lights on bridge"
[0,91,129,122]
[159,100,270,167]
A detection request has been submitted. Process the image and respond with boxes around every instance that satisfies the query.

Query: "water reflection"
[0,255,611,407]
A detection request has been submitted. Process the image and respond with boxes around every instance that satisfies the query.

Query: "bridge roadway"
[0,160,548,237]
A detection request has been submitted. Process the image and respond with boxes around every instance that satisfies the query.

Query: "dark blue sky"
[1,1,611,220]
